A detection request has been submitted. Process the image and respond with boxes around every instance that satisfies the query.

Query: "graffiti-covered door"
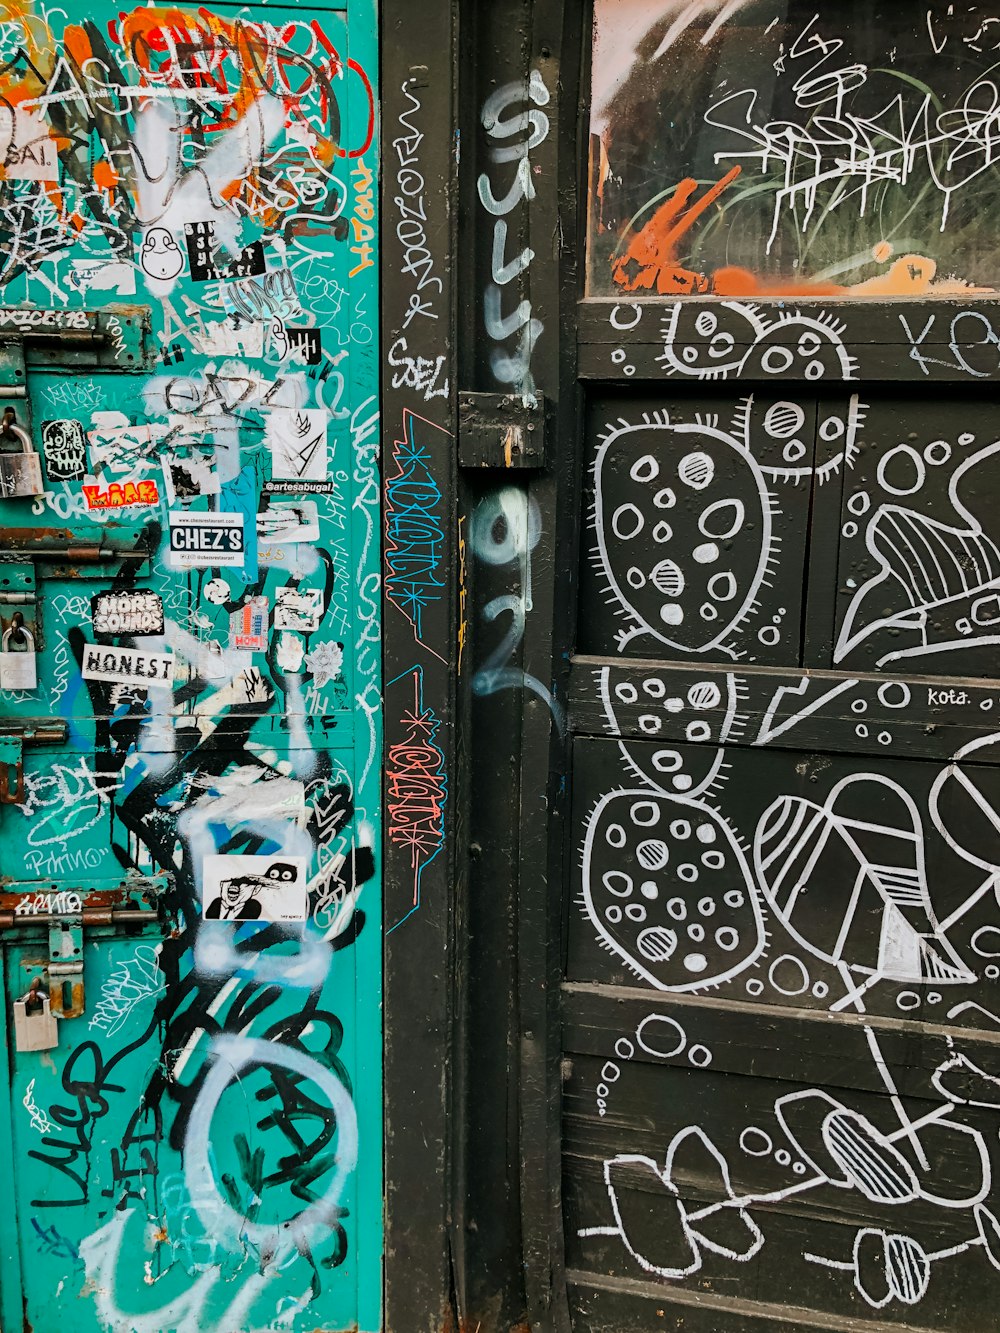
[0,4,381,1332]
[562,3,1000,1331]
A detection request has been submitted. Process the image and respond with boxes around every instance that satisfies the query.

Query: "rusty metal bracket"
[458,391,548,470]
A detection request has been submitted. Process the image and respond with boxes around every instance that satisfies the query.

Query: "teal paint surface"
[0,3,382,1329]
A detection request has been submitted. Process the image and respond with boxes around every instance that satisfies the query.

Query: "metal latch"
[458,391,548,470]
[5,874,169,1049]
[48,916,84,1019]
[0,718,68,804]
[0,535,150,575]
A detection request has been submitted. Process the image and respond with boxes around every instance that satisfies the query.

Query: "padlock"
[0,408,43,498]
[0,607,37,690]
[13,980,59,1052]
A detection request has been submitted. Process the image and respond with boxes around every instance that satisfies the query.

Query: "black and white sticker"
[81,645,174,689]
[91,591,165,636]
[42,420,87,480]
[202,854,307,922]
[168,512,245,568]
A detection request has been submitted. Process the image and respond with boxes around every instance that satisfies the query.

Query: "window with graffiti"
[588,0,1000,296]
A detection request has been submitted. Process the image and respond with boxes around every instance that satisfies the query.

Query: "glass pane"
[588,1,1000,297]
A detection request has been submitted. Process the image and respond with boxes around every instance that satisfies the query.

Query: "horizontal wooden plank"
[566,737,1000,1031]
[566,1269,953,1333]
[578,298,1000,384]
[569,657,1000,759]
[562,982,1000,1085]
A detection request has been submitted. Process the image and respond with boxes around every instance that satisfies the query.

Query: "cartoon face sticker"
[140,227,184,281]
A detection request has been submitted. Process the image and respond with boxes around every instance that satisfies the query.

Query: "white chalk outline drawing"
[657,303,858,382]
[753,675,861,746]
[591,414,776,658]
[585,1127,765,1279]
[732,390,865,486]
[836,438,1000,667]
[596,664,744,745]
[580,785,766,991]
[753,772,975,994]
[581,1039,997,1310]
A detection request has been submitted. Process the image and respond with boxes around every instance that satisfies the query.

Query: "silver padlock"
[0,407,43,498]
[13,980,59,1052]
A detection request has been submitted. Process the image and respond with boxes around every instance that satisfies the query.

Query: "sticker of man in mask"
[202,855,307,921]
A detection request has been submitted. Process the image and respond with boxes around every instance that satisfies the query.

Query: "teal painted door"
[0,3,381,1330]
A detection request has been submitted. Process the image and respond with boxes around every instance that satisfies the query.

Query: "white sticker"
[256,501,320,545]
[274,587,323,632]
[202,854,308,922]
[266,408,329,484]
[169,512,245,568]
[81,645,174,690]
[161,452,220,504]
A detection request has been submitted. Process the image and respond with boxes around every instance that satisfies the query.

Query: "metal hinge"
[0,718,68,804]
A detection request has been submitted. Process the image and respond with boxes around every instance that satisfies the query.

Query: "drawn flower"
[603,1127,763,1279]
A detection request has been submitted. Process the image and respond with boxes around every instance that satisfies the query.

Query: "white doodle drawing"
[22,1077,55,1135]
[754,773,974,990]
[586,1128,764,1279]
[591,415,775,657]
[733,391,865,485]
[581,786,765,990]
[658,303,858,382]
[929,730,1000,875]
[583,1048,994,1309]
[836,439,1000,667]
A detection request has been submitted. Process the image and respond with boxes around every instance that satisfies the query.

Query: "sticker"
[92,591,165,636]
[184,220,266,282]
[256,500,320,545]
[0,308,89,332]
[0,609,37,690]
[87,413,165,472]
[82,479,159,509]
[161,452,220,504]
[168,512,245,568]
[304,640,343,686]
[271,320,322,365]
[274,586,323,632]
[5,110,58,181]
[81,645,174,690]
[265,408,330,492]
[139,227,185,281]
[42,420,87,480]
[230,595,269,651]
[68,259,136,296]
[202,854,307,922]
[276,632,305,672]
[191,319,264,359]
